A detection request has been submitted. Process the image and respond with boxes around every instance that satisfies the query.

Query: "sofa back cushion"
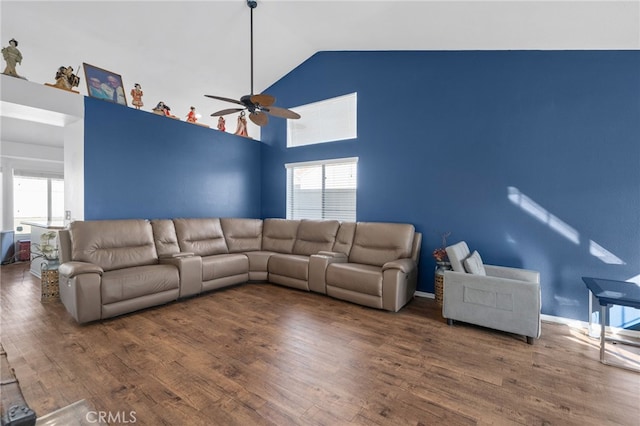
[292,219,340,256]
[70,219,158,271]
[221,218,263,253]
[333,222,356,255]
[445,241,471,273]
[173,218,229,256]
[348,222,415,267]
[151,219,181,257]
[262,219,300,253]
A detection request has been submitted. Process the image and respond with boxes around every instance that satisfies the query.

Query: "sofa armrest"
[59,261,103,278]
[309,253,348,294]
[159,255,202,298]
[159,252,195,259]
[382,258,416,273]
[317,251,348,259]
[382,258,418,312]
[484,264,540,284]
[58,263,103,324]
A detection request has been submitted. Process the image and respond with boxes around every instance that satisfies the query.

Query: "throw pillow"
[464,250,486,275]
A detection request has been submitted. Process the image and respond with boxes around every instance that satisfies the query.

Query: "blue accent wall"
[84,97,261,220]
[260,51,640,323]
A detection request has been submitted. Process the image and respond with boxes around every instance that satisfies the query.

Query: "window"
[287,92,357,147]
[286,158,358,222]
[13,173,64,233]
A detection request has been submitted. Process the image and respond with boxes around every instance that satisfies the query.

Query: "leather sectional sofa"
[58,218,422,324]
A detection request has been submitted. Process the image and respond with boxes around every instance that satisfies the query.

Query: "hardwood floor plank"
[1,263,639,425]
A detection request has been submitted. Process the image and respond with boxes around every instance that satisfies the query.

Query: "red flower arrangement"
[432,232,451,263]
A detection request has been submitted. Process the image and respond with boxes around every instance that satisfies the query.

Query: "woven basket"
[41,269,60,302]
[434,273,444,307]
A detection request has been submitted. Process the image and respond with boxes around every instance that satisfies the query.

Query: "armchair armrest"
[484,264,540,284]
[444,270,540,292]
[442,270,541,340]
[382,258,416,273]
[58,261,103,278]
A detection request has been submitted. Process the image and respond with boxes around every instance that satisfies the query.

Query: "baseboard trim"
[414,291,640,339]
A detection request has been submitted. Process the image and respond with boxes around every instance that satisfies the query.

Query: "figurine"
[152,101,177,119]
[234,111,249,137]
[130,83,143,109]
[217,116,226,132]
[1,38,23,78]
[50,65,80,91]
[153,101,167,115]
[186,106,197,123]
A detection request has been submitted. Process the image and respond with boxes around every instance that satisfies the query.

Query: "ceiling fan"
[204,0,301,127]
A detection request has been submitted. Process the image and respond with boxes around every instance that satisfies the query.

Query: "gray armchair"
[443,241,541,344]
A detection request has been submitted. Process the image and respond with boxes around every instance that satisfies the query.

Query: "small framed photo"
[83,63,127,106]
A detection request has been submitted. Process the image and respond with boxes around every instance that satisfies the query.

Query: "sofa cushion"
[464,250,486,275]
[326,263,383,297]
[174,218,229,256]
[292,219,340,256]
[268,254,309,280]
[348,222,415,267]
[70,219,158,272]
[262,219,299,253]
[333,222,356,255]
[221,218,263,253]
[202,253,249,281]
[151,219,181,257]
[101,264,179,304]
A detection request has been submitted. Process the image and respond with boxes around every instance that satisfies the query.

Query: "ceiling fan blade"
[250,94,275,107]
[249,111,269,126]
[204,94,244,106]
[264,106,301,120]
[211,108,245,117]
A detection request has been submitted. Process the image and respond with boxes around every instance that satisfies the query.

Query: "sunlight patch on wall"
[507,186,580,245]
[507,186,626,266]
[626,274,640,285]
[589,240,625,265]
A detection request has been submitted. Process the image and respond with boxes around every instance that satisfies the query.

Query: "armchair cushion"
[463,250,486,275]
[445,241,470,272]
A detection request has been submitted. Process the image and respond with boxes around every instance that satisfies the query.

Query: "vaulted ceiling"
[1,0,638,138]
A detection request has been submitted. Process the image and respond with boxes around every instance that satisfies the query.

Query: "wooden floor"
[1,262,639,426]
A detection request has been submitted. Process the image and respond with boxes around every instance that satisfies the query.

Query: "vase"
[434,261,451,308]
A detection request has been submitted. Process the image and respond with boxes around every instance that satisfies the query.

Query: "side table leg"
[600,304,607,364]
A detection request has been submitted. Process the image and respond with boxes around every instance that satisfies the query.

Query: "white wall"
[0,75,84,233]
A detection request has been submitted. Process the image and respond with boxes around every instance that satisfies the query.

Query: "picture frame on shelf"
[82,63,127,106]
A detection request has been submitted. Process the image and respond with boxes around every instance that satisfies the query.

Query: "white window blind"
[286,157,358,222]
[287,92,357,147]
